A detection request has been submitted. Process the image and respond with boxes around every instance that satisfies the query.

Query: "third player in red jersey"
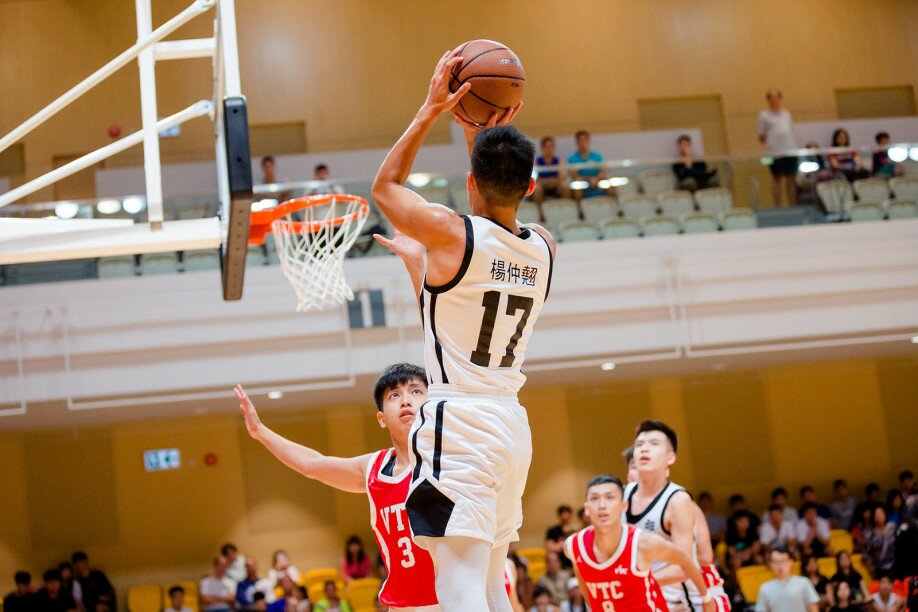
[564,475,715,612]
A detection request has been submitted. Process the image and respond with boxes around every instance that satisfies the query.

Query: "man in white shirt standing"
[757,88,798,207]
[755,547,819,612]
[200,556,236,612]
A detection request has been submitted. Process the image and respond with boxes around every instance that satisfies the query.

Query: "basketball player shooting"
[564,475,715,612]
[371,47,556,611]
[234,364,440,611]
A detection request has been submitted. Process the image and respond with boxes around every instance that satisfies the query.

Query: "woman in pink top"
[341,535,372,582]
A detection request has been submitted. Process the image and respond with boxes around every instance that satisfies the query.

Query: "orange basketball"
[449,39,525,126]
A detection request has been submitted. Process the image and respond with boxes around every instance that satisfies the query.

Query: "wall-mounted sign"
[143,448,181,472]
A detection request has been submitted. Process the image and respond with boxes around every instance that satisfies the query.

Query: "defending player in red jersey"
[236,364,439,611]
[564,475,716,612]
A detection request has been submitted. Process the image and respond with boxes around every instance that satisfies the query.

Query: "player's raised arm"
[639,531,715,612]
[371,49,471,249]
[235,385,369,493]
[373,227,425,298]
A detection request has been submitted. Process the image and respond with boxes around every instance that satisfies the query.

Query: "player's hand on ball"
[424,48,471,116]
[235,384,262,438]
[373,228,424,264]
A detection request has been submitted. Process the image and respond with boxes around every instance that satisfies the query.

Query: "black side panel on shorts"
[433,400,446,479]
[406,479,455,538]
[411,403,428,482]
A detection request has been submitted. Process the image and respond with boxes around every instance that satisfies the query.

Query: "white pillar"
[136,0,165,229]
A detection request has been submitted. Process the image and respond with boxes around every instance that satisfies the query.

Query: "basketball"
[449,39,525,126]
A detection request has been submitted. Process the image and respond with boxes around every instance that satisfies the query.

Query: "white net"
[270,195,369,312]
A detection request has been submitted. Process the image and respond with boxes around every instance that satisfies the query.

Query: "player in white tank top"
[371,48,556,612]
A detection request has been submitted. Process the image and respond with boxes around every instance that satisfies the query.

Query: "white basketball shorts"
[405,384,532,548]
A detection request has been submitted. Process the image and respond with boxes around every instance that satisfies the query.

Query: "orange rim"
[248,194,369,245]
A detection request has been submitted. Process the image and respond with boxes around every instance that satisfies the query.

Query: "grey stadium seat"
[887,199,918,219]
[681,212,720,234]
[640,214,680,237]
[542,198,580,229]
[694,187,734,216]
[721,208,758,231]
[619,194,657,223]
[599,218,641,239]
[580,196,618,224]
[847,202,884,223]
[558,220,600,243]
[657,190,695,218]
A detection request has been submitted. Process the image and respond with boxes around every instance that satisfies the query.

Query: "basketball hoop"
[249,194,369,312]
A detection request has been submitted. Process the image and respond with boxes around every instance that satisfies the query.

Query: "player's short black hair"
[71,551,88,563]
[168,585,185,597]
[372,363,427,411]
[875,131,890,143]
[771,487,788,500]
[14,571,31,585]
[585,474,624,496]
[540,136,554,147]
[634,419,678,452]
[220,543,237,555]
[470,125,535,207]
[43,569,62,583]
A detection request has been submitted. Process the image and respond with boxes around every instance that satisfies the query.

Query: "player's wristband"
[702,591,713,604]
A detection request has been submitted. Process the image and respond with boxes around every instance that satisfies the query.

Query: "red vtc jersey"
[366,449,438,607]
[565,525,669,612]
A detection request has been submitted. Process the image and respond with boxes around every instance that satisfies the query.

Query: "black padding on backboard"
[221,96,253,301]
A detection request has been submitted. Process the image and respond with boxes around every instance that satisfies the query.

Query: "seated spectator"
[535,550,571,605]
[831,551,867,601]
[341,535,373,582]
[277,576,304,612]
[314,580,352,612]
[35,569,77,612]
[576,506,590,529]
[530,586,559,612]
[863,506,896,575]
[698,491,727,544]
[828,129,869,182]
[72,551,114,612]
[56,563,82,611]
[761,503,798,554]
[886,491,906,526]
[800,554,832,609]
[727,493,761,538]
[222,543,248,584]
[764,487,799,524]
[726,512,762,570]
[309,164,345,196]
[870,574,905,612]
[871,132,898,178]
[567,130,607,202]
[167,585,193,612]
[4,571,36,612]
[200,556,236,612]
[545,505,576,569]
[561,576,586,612]
[797,502,832,558]
[672,134,718,192]
[237,558,271,610]
[899,471,914,496]
[532,136,569,203]
[267,550,300,591]
[799,486,832,521]
[291,585,310,612]
[829,580,860,611]
[755,547,820,612]
[831,479,858,530]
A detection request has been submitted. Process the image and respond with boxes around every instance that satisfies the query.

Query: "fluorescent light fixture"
[55,201,80,219]
[911,336,918,344]
[252,198,278,211]
[910,147,918,162]
[597,179,612,189]
[888,147,908,163]
[96,199,122,215]
[123,196,145,214]
[407,173,431,188]
[432,178,449,187]
[569,180,589,190]
[608,177,630,187]
[267,391,283,400]
[798,161,820,173]
[600,362,616,371]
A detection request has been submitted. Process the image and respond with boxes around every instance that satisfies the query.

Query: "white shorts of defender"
[405,384,532,548]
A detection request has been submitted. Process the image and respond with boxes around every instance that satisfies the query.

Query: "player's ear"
[666,451,676,467]
[467,171,475,193]
[525,177,536,197]
[376,410,386,429]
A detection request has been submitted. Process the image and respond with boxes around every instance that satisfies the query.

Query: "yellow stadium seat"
[830,529,854,554]
[851,554,872,583]
[128,585,163,612]
[304,567,341,590]
[516,547,547,568]
[346,577,381,610]
[715,541,727,569]
[162,581,200,612]
[527,560,547,581]
[791,561,801,576]
[817,557,837,579]
[736,565,775,604]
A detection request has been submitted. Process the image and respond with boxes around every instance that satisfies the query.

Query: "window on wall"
[249,122,307,157]
[835,86,916,119]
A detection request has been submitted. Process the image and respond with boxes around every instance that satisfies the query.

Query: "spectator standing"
[4,571,36,612]
[545,505,576,569]
[314,581,352,612]
[267,550,300,592]
[827,129,869,182]
[222,543,248,584]
[871,132,897,177]
[799,486,833,521]
[532,136,569,203]
[863,506,896,574]
[166,585,194,612]
[757,88,798,206]
[534,550,571,605]
[831,551,867,601]
[800,554,832,609]
[760,503,798,553]
[870,574,905,612]
[341,535,372,582]
[35,569,77,612]
[755,547,820,612]
[672,134,718,191]
[698,491,727,545]
[831,479,858,530]
[200,556,236,612]
[72,552,114,612]
[797,502,832,558]
[567,130,607,202]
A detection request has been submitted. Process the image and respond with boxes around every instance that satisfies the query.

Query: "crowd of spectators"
[3,552,115,612]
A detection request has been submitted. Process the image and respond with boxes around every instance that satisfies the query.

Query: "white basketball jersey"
[421,215,552,394]
[624,481,701,606]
